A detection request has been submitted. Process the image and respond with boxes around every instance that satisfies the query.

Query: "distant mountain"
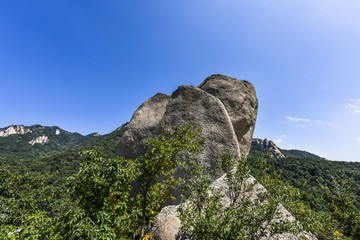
[0,124,100,159]
[250,137,360,211]
[251,138,285,158]
[0,123,128,183]
[251,138,324,160]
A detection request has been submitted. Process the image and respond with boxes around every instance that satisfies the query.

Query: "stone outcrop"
[252,138,285,158]
[116,75,255,166]
[160,86,241,179]
[116,85,243,180]
[0,125,32,137]
[116,74,314,239]
[198,74,258,155]
[116,93,171,160]
[28,135,49,145]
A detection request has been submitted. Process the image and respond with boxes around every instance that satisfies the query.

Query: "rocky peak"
[0,124,101,159]
[252,138,285,158]
[28,135,49,145]
[0,125,32,137]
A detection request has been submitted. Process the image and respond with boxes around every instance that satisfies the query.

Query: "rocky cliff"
[252,138,285,158]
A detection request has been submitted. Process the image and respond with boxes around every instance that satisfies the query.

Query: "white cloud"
[285,116,331,128]
[286,116,310,123]
[345,99,360,113]
[356,137,360,142]
[287,144,296,149]
[274,135,287,145]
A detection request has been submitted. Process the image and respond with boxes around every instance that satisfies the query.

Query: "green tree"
[178,152,300,240]
[61,123,205,240]
[134,123,205,239]
[320,173,360,239]
[0,166,66,239]
[61,150,138,239]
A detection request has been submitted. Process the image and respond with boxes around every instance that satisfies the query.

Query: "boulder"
[116,93,171,159]
[116,75,317,239]
[160,85,241,179]
[198,74,258,155]
[148,205,180,240]
[116,85,241,179]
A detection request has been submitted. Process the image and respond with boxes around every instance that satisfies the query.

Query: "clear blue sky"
[1,1,360,161]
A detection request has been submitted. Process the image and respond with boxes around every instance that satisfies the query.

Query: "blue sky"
[1,1,360,161]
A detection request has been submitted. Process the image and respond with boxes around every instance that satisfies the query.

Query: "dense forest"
[1,123,360,239]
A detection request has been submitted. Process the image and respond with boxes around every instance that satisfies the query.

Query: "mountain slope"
[0,125,100,159]
[251,138,324,160]
[0,123,128,183]
[249,139,360,211]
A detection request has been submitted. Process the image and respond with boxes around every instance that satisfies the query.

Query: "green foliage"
[60,149,138,239]
[178,152,300,240]
[320,174,360,239]
[3,125,360,239]
[0,166,68,239]
[133,123,205,238]
[249,154,360,240]
[0,123,128,185]
[59,123,205,239]
[248,148,360,211]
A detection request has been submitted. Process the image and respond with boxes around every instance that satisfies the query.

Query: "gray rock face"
[160,85,241,179]
[148,205,180,240]
[116,84,242,179]
[198,74,258,155]
[116,93,170,159]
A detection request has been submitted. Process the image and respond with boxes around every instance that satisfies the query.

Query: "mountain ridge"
[0,124,101,159]
[252,138,325,160]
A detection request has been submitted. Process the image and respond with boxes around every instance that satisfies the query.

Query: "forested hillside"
[0,123,128,183]
[1,125,360,239]
[249,141,360,211]
[0,125,100,159]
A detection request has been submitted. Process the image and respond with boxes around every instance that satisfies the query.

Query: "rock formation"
[116,74,257,163]
[160,85,241,179]
[116,74,315,240]
[117,93,171,160]
[198,74,258,155]
[0,125,32,137]
[252,138,285,158]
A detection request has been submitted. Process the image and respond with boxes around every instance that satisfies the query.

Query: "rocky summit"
[252,138,285,158]
[116,74,315,240]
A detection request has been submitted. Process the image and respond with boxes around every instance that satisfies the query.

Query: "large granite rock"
[160,85,241,179]
[117,85,241,179]
[198,74,258,155]
[116,75,316,240]
[116,93,170,159]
